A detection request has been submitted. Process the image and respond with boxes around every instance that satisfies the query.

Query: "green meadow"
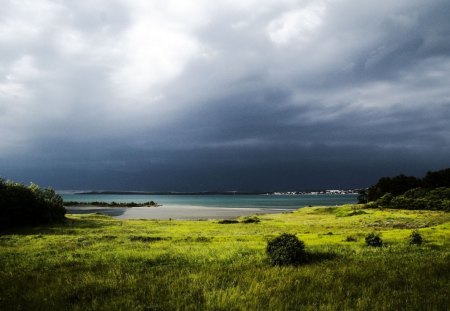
[1,205,450,310]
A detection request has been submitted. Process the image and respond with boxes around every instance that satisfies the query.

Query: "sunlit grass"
[1,205,449,310]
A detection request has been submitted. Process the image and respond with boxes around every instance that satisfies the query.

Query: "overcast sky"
[1,0,450,191]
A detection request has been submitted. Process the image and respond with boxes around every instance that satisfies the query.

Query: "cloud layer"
[1,0,450,190]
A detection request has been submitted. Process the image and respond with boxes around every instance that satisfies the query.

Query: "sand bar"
[66,205,293,220]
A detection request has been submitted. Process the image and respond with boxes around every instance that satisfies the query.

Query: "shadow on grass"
[304,251,338,264]
[66,207,126,217]
[0,216,113,235]
[265,251,339,267]
[217,219,239,224]
[133,254,193,271]
[129,236,170,242]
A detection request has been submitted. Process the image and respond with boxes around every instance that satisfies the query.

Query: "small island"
[63,201,160,208]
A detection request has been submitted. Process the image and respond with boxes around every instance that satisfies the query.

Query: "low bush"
[378,193,394,207]
[365,202,379,209]
[266,233,307,266]
[365,232,383,247]
[241,216,260,223]
[409,230,423,245]
[0,178,66,228]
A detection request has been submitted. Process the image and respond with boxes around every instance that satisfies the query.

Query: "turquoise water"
[61,194,357,209]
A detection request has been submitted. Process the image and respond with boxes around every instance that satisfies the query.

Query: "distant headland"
[67,190,360,196]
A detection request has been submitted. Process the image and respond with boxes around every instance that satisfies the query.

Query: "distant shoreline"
[60,190,359,196]
[62,193,358,213]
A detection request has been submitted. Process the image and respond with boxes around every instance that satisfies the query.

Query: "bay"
[61,193,357,209]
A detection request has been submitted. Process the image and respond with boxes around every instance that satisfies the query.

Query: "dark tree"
[0,179,66,228]
[357,189,368,204]
[367,174,422,201]
[423,168,450,188]
[363,167,450,211]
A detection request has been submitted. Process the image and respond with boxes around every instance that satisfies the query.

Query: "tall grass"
[1,205,449,310]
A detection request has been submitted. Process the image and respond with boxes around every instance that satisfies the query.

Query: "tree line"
[358,168,450,211]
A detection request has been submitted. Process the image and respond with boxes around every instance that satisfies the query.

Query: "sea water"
[61,194,357,209]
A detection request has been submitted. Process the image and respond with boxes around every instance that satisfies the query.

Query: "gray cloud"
[1,0,450,190]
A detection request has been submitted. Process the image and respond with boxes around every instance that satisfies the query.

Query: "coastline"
[66,204,292,220]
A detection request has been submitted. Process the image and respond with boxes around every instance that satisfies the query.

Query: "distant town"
[270,189,359,195]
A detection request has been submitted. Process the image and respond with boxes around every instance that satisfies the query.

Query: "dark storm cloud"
[1,0,450,190]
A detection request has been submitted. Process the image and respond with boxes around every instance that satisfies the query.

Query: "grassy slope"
[1,205,449,310]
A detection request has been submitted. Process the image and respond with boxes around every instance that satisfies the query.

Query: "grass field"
[1,205,450,310]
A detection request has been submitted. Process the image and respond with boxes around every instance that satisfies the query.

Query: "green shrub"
[441,200,450,211]
[404,188,428,199]
[390,196,414,210]
[365,202,378,209]
[0,178,66,228]
[409,230,423,245]
[266,233,307,266]
[241,216,260,223]
[365,232,383,247]
[378,193,394,207]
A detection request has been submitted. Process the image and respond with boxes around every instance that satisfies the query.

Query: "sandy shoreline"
[66,204,293,220]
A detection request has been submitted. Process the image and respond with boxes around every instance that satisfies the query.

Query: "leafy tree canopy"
[0,178,66,228]
[362,167,450,203]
